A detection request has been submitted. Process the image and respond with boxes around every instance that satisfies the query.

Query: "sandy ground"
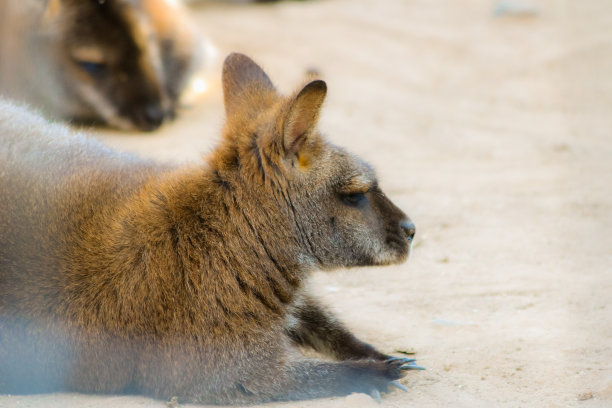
[2,0,611,407]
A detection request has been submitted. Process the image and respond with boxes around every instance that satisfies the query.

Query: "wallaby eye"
[341,192,367,207]
[70,46,106,76]
[77,61,106,76]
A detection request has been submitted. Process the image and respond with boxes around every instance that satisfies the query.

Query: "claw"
[370,388,382,403]
[400,363,426,371]
[390,381,408,392]
[386,357,417,364]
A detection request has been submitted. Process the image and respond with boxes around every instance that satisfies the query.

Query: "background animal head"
[38,0,204,131]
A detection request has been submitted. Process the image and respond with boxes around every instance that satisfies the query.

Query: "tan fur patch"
[70,46,105,64]
[42,0,62,23]
[298,153,310,169]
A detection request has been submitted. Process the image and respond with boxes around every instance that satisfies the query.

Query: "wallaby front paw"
[390,357,426,371]
[384,356,416,364]
[381,356,426,371]
[380,357,425,377]
[347,357,423,398]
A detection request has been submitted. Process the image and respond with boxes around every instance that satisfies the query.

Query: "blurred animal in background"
[0,0,213,131]
[0,53,420,403]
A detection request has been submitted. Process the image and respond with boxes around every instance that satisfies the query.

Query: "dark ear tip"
[223,52,250,71]
[307,79,327,94]
[299,80,327,100]
[224,52,247,65]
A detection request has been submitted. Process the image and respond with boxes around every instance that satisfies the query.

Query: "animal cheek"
[329,216,337,231]
[338,214,379,243]
[359,207,384,232]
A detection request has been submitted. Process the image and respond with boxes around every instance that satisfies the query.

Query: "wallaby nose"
[135,103,165,131]
[400,220,416,241]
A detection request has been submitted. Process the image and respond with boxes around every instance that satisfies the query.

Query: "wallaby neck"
[117,165,311,313]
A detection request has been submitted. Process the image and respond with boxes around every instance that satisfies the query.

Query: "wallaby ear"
[222,53,275,118]
[283,80,327,158]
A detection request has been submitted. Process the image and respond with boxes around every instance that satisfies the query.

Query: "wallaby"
[0,53,420,404]
[0,0,209,131]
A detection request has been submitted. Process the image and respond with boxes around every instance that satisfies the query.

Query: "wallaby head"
[215,53,415,270]
[31,0,202,130]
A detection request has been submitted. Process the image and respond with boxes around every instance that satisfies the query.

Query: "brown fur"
[0,53,417,403]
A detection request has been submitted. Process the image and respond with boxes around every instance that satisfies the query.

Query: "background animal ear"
[42,0,63,23]
[282,80,327,158]
[222,53,275,118]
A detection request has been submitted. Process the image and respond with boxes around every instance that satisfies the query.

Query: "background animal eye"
[341,192,367,207]
[77,61,106,75]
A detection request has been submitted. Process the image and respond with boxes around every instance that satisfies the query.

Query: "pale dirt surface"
[2,0,611,407]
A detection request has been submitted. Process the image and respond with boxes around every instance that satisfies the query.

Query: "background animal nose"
[135,103,165,131]
[400,220,416,241]
[143,104,165,129]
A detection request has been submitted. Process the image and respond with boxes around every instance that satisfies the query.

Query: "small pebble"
[577,391,594,401]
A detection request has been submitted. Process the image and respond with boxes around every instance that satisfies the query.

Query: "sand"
[1,0,611,407]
